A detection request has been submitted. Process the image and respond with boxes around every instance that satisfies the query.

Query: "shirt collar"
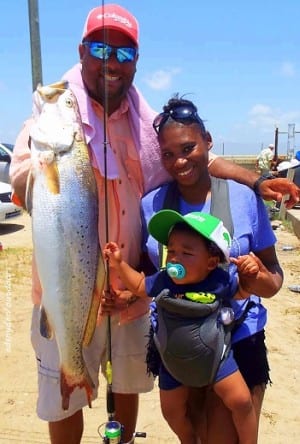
[90,96,129,120]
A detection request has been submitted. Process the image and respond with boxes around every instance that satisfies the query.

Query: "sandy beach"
[0,212,299,443]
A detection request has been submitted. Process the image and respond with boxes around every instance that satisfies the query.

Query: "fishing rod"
[97,2,146,442]
[97,2,128,443]
[96,3,147,441]
[100,0,116,437]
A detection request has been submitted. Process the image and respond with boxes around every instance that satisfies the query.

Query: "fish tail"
[11,191,23,207]
[60,365,95,410]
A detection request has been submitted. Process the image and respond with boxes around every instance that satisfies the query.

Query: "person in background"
[9,4,296,444]
[255,143,275,175]
[141,95,283,443]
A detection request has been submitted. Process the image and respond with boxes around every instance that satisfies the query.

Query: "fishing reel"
[98,420,146,443]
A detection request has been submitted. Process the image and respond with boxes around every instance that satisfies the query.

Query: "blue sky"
[1,1,300,155]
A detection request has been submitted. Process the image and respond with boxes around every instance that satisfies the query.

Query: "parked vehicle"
[0,180,22,222]
[0,142,14,184]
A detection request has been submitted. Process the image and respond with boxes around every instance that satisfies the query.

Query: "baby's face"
[166,229,219,285]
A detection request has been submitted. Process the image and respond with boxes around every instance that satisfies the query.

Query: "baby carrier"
[147,178,235,386]
[154,284,232,386]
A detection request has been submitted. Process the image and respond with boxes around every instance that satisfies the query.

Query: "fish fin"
[45,161,60,194]
[60,364,94,410]
[25,170,34,214]
[82,255,106,347]
[40,306,53,339]
[47,80,68,90]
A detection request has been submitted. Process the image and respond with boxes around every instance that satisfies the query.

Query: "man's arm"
[208,156,300,208]
[208,156,259,188]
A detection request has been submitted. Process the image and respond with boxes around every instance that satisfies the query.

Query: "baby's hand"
[103,241,122,267]
[230,252,260,277]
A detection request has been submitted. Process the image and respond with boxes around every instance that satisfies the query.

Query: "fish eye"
[65,98,74,108]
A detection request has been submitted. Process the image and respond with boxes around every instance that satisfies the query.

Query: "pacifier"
[166,262,186,279]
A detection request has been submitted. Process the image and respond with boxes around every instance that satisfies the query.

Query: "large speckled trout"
[27,81,105,410]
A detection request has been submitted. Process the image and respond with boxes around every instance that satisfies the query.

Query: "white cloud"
[248,104,300,133]
[280,62,296,77]
[248,104,279,131]
[143,68,181,90]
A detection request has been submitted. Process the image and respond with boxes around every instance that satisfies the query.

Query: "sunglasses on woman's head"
[153,104,206,135]
[83,41,137,63]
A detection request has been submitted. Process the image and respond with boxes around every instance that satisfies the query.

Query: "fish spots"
[30,84,105,409]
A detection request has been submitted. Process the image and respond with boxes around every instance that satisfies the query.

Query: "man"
[10,4,300,444]
[256,143,275,175]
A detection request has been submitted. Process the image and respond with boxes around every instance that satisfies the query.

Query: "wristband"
[253,175,274,195]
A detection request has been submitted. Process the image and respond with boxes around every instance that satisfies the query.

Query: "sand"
[0,212,299,443]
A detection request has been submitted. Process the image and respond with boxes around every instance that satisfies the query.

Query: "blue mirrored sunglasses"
[83,41,137,63]
[153,105,206,135]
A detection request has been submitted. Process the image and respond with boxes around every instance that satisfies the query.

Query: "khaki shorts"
[31,305,154,422]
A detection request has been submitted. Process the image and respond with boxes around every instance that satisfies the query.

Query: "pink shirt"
[92,99,150,322]
[10,102,150,323]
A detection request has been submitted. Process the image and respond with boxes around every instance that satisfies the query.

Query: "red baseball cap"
[82,4,139,47]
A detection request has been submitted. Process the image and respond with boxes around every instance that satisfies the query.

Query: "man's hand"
[207,156,300,208]
[100,287,137,316]
[259,178,300,209]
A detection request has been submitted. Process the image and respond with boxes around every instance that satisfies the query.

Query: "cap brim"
[84,24,138,46]
[148,210,186,245]
[148,209,231,263]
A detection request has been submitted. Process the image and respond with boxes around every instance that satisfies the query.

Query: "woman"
[141,95,283,443]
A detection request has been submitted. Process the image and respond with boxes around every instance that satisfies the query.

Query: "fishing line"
[101,0,115,428]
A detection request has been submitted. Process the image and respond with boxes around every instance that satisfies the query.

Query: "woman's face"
[158,122,211,187]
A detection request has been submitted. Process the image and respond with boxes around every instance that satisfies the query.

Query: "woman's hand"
[231,252,260,277]
[231,249,283,298]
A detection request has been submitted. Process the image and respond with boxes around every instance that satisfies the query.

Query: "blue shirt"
[141,179,277,343]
